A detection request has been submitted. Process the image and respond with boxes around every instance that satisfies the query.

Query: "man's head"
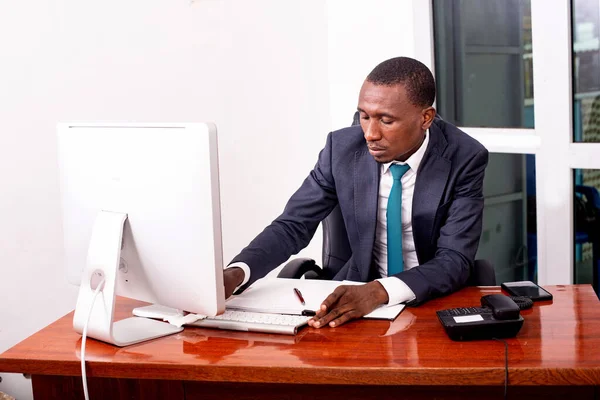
[357,57,436,163]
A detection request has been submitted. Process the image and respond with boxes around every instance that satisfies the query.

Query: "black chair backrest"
[321,205,352,275]
[318,113,361,275]
[470,259,496,286]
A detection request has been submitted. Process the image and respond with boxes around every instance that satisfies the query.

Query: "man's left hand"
[307,281,389,328]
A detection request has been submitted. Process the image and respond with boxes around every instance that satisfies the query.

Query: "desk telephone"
[437,294,525,341]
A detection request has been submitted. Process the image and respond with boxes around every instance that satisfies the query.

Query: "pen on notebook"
[293,287,305,305]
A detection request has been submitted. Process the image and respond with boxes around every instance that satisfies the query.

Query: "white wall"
[326,0,416,129]
[0,2,80,398]
[0,1,415,398]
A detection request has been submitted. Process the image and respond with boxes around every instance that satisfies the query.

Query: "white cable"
[81,278,105,400]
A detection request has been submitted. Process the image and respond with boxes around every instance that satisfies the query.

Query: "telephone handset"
[437,294,524,341]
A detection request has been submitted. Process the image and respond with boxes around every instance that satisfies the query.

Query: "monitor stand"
[72,211,183,347]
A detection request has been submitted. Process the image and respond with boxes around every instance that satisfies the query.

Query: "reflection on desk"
[1,285,600,400]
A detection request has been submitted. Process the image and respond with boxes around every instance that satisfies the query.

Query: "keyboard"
[190,310,311,335]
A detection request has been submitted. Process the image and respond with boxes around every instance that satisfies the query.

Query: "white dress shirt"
[373,130,430,305]
[227,130,430,305]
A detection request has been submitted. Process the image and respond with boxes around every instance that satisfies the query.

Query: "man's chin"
[369,152,392,163]
[369,149,392,163]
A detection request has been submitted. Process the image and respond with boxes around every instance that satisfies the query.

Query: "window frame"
[416,0,579,285]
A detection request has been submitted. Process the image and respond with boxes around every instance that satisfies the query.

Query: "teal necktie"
[387,164,410,276]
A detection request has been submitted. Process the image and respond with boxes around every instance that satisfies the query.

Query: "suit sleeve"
[230,133,339,290]
[396,148,489,305]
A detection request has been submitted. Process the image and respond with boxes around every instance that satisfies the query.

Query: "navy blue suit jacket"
[232,117,489,304]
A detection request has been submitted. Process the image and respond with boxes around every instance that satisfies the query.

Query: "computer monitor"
[57,123,225,346]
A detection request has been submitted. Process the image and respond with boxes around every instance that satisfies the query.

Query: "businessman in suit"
[223,57,488,328]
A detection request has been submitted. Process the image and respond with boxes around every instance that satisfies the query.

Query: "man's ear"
[422,107,436,130]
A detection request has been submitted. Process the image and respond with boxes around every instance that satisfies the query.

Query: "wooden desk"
[2,285,600,399]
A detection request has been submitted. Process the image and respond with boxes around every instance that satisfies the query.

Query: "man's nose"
[363,123,380,142]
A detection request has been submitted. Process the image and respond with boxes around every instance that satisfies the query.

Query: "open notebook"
[225,278,405,320]
[133,278,404,335]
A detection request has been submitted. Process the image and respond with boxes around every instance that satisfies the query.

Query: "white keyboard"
[190,310,311,335]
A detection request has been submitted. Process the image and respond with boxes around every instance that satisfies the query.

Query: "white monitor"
[57,122,225,346]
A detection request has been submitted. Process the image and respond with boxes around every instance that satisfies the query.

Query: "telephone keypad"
[437,307,487,317]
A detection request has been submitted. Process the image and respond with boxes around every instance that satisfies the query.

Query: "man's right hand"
[223,267,245,299]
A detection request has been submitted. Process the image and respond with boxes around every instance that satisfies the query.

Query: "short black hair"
[366,57,435,108]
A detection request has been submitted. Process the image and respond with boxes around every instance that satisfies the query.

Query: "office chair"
[278,111,496,286]
[278,204,497,286]
[574,185,600,293]
[528,185,600,293]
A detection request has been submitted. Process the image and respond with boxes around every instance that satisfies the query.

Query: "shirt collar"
[381,129,430,175]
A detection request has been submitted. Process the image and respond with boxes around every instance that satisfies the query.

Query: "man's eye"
[360,115,369,120]
[381,119,392,125]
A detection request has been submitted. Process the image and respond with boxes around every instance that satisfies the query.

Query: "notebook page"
[226,278,404,320]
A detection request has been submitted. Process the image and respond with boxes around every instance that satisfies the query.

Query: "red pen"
[294,288,305,305]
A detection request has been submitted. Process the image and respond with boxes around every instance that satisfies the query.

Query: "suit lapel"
[354,149,379,281]
[412,123,450,261]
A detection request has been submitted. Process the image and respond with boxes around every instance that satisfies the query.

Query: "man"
[223,57,488,328]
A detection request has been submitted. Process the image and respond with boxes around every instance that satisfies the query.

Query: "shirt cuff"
[376,277,416,305]
[225,262,251,292]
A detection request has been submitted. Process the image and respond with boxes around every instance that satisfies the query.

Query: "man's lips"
[368,146,387,155]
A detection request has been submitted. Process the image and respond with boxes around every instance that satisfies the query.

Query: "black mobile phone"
[501,280,553,301]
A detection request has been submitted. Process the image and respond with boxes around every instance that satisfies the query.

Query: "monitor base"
[72,211,182,347]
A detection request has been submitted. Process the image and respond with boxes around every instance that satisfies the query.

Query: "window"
[432,0,537,284]
[573,0,600,143]
[478,154,537,283]
[433,0,534,128]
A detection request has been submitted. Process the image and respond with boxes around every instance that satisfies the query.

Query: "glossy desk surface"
[2,285,600,386]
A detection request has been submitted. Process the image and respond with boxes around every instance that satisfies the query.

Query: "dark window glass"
[433,0,534,128]
[476,154,537,283]
[573,0,600,142]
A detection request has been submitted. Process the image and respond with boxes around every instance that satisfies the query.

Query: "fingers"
[311,303,356,328]
[311,286,361,328]
[306,283,388,329]
[307,286,346,328]
[316,286,347,317]
[328,309,361,327]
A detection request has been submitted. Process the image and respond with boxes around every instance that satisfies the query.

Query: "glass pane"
[573,169,600,292]
[432,0,534,128]
[573,0,600,142]
[476,154,537,283]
